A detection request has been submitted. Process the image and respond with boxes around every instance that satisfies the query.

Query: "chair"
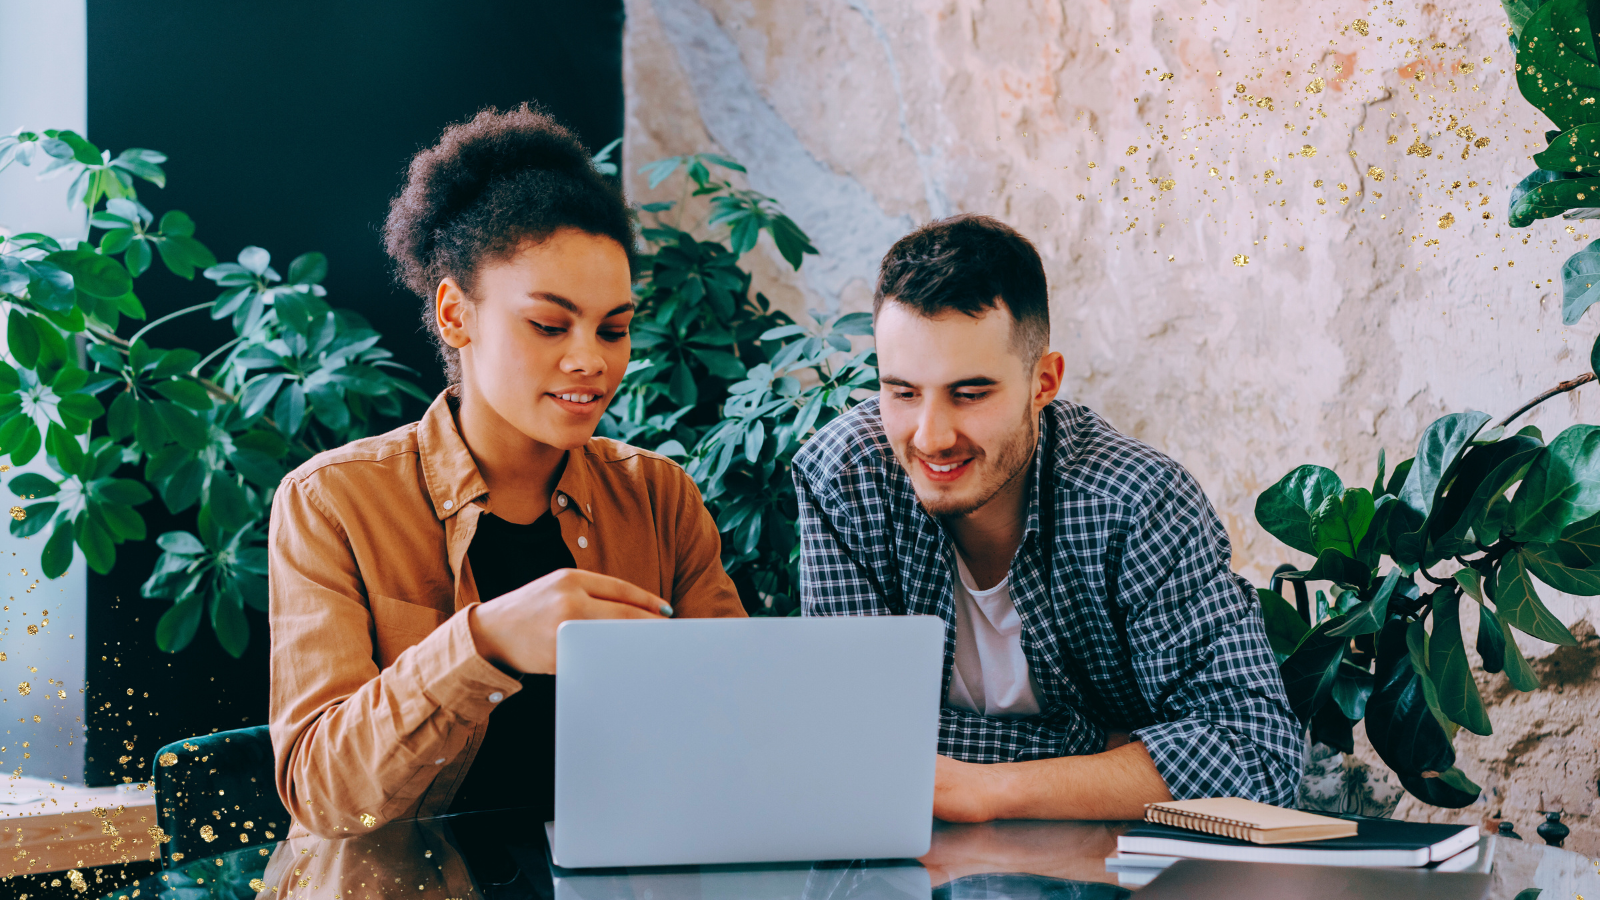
[150,725,291,865]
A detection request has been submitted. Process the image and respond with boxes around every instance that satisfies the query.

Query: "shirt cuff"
[405,604,524,722]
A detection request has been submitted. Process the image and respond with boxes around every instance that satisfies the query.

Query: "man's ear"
[436,278,472,350]
[1033,350,1065,411]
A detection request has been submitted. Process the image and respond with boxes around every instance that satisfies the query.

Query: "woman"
[268,105,745,839]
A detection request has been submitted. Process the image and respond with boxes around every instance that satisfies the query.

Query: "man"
[793,215,1302,822]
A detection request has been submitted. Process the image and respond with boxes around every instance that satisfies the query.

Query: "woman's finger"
[565,569,673,617]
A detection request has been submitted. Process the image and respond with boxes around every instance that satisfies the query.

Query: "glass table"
[101,810,1600,900]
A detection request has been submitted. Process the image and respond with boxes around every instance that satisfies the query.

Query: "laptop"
[550,615,945,868]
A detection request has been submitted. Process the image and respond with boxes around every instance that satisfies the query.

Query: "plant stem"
[127,301,216,348]
[191,336,242,377]
[1496,372,1597,428]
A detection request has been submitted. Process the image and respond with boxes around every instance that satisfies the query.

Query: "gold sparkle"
[1367,166,1385,181]
[1460,62,1476,73]
[26,624,36,635]
[1306,77,1325,94]
[250,880,267,892]
[1232,254,1250,266]
[1438,212,1456,229]
[1159,177,1176,191]
[1125,145,1138,156]
[1474,137,1490,148]
[360,812,377,827]
[1406,138,1433,158]
[1351,19,1370,35]
[17,682,28,696]
[8,507,23,521]
[1301,144,1317,158]
[1235,83,1246,94]
[200,824,217,842]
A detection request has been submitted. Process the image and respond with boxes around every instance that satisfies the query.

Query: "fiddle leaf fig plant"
[0,129,427,657]
[1258,394,1599,808]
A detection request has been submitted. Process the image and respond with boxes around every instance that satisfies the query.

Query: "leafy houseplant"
[601,153,877,614]
[0,129,427,657]
[1255,396,1598,808]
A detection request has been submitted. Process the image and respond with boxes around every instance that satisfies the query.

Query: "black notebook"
[1117,816,1480,868]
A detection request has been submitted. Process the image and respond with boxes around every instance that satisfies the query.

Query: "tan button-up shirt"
[268,392,745,839]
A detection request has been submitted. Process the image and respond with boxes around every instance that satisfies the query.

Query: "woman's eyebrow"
[528,291,635,318]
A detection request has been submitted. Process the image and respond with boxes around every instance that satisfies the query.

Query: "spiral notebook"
[1143,798,1358,844]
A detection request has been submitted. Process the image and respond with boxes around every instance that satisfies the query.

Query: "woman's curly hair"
[383,103,636,384]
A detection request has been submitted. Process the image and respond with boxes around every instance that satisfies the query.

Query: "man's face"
[875,301,1059,518]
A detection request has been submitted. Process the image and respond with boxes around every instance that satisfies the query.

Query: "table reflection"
[96,809,1599,900]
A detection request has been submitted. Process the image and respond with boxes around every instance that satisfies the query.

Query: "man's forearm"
[938,741,1173,822]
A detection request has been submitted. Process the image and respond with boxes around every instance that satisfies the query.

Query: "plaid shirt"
[793,397,1303,806]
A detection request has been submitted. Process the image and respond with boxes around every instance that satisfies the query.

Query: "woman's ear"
[436,278,473,350]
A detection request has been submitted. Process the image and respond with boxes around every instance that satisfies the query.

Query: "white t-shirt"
[946,552,1042,717]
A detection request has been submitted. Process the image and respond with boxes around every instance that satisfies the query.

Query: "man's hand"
[933,741,1172,822]
[468,569,672,674]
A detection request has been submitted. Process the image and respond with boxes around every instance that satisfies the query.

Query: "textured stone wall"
[624,0,1600,852]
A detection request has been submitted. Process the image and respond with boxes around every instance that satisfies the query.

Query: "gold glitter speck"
[200,824,216,842]
[250,880,267,892]
[1352,19,1370,35]
[1158,72,1174,81]
[1125,146,1138,156]
[1232,254,1250,266]
[1407,138,1433,158]
[159,752,179,767]
[1159,177,1176,191]
[1235,83,1245,94]
[1438,213,1456,228]
[17,682,28,696]
[1475,137,1491,148]
[26,624,36,635]
[1367,166,1385,181]
[360,813,377,827]
[1306,77,1325,94]
[1460,62,1476,73]
[8,507,22,521]
[1301,144,1317,158]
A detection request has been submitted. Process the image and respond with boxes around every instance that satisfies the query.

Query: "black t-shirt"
[447,511,575,817]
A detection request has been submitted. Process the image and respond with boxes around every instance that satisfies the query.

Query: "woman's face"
[437,228,634,451]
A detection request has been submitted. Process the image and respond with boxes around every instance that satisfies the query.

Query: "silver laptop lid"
[553,615,945,868]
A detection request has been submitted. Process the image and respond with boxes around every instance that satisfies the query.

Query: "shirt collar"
[416,390,595,523]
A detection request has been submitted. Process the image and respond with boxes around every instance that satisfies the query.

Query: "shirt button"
[488,692,503,703]
[443,499,454,510]
[577,536,588,549]
[557,494,568,508]
[434,758,446,765]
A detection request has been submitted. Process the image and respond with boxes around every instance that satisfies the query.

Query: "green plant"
[1504,0,1600,341]
[601,154,877,613]
[1256,381,1600,807]
[0,129,427,656]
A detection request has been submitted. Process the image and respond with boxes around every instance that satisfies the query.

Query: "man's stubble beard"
[908,403,1038,520]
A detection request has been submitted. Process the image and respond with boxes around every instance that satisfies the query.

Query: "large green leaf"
[1509,424,1600,541]
[1295,548,1372,589]
[210,584,250,659]
[1561,237,1600,324]
[1517,0,1600,131]
[1254,465,1343,555]
[1278,618,1347,724]
[1511,174,1600,226]
[1366,618,1461,791]
[1476,601,1507,674]
[1310,488,1375,560]
[1330,667,1374,721]
[8,472,59,498]
[1493,550,1580,645]
[1327,569,1402,637]
[75,513,115,574]
[155,597,204,653]
[7,309,39,369]
[1257,588,1309,658]
[47,247,131,299]
[1522,541,1600,594]
[1390,412,1491,565]
[40,518,76,578]
[1428,592,1492,735]
[1557,510,1600,565]
[1431,435,1543,556]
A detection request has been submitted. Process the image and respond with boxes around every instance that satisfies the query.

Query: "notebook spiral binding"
[1145,807,1258,841]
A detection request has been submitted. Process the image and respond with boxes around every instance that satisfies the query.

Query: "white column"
[0,0,90,785]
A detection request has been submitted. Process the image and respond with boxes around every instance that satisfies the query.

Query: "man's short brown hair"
[873,214,1050,361]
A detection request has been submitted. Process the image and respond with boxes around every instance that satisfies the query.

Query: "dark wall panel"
[84,0,623,785]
